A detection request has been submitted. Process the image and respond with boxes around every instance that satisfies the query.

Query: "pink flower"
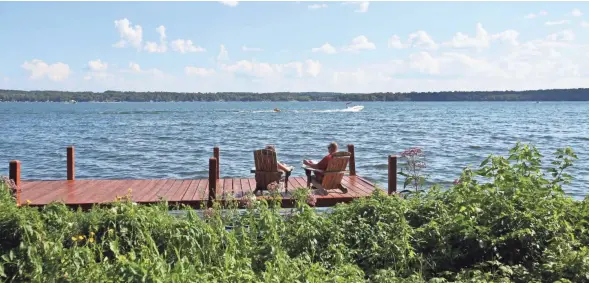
[453,179,461,185]
[400,147,424,158]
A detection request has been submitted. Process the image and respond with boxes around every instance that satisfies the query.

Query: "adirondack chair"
[250,149,293,194]
[302,151,351,194]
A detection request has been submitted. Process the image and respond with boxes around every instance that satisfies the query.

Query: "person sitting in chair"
[303,142,338,182]
[265,145,292,173]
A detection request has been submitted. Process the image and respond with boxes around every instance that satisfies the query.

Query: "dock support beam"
[347,144,356,176]
[208,157,217,206]
[9,160,21,205]
[388,155,397,195]
[67,146,75,180]
[213,146,220,180]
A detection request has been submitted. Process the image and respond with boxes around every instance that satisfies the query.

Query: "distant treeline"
[1,88,588,102]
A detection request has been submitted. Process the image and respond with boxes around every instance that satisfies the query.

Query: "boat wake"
[247,105,365,113]
[304,105,365,113]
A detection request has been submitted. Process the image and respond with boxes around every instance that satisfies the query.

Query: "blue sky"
[1,1,588,93]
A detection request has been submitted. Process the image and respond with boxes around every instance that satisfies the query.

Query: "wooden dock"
[17,176,377,208]
[7,145,397,209]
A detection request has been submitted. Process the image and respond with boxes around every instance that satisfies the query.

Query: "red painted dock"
[18,176,379,208]
[7,144,397,209]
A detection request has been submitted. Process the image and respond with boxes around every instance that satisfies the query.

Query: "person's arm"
[278,162,291,172]
[304,156,329,170]
[303,159,318,168]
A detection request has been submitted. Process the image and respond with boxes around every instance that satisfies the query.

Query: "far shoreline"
[1,88,589,102]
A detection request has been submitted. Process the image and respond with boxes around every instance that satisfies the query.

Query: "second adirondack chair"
[302,151,351,194]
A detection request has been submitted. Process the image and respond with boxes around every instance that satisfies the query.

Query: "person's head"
[265,145,276,152]
[327,142,338,154]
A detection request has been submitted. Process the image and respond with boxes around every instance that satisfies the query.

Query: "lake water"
[1,101,588,198]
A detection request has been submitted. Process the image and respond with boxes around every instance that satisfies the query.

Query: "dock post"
[9,160,21,205]
[213,146,220,180]
[388,155,397,195]
[347,144,356,176]
[208,157,217,206]
[67,146,75,180]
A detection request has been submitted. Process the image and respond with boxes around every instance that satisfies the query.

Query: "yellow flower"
[88,238,95,243]
[26,200,31,205]
[78,235,84,240]
[71,236,77,242]
[90,231,95,236]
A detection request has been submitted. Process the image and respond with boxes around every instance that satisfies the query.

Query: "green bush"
[1,143,588,282]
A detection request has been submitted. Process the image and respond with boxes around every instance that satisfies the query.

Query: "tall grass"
[1,143,588,282]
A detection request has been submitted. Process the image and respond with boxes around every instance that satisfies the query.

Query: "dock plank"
[181,179,201,201]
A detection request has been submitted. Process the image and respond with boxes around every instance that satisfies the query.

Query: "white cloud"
[144,25,167,53]
[388,35,406,49]
[305,60,321,77]
[408,31,438,50]
[312,42,337,54]
[342,35,376,52]
[443,24,520,49]
[242,46,263,52]
[220,59,321,79]
[546,30,575,41]
[571,8,582,17]
[443,23,490,49]
[222,60,276,78]
[126,62,164,77]
[355,1,369,13]
[129,62,142,73]
[524,10,547,19]
[491,30,520,46]
[88,59,108,72]
[581,21,589,28]
[84,60,111,81]
[171,39,206,53]
[545,20,570,26]
[185,67,216,77]
[409,52,440,75]
[217,44,230,61]
[308,3,327,10]
[113,18,143,49]
[21,60,71,82]
[220,1,238,7]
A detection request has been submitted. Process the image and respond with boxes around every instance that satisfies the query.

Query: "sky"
[1,1,589,93]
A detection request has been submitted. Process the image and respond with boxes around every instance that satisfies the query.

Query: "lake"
[1,101,588,198]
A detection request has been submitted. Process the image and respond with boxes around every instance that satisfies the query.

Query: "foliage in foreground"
[1,143,588,282]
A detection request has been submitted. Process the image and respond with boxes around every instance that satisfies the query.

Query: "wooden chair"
[250,149,293,195]
[302,151,351,194]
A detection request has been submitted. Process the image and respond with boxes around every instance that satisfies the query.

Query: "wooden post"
[208,157,217,206]
[388,155,397,195]
[9,160,21,205]
[347,144,356,176]
[67,146,75,180]
[213,146,220,180]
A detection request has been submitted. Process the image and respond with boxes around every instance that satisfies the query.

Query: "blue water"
[1,101,588,197]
